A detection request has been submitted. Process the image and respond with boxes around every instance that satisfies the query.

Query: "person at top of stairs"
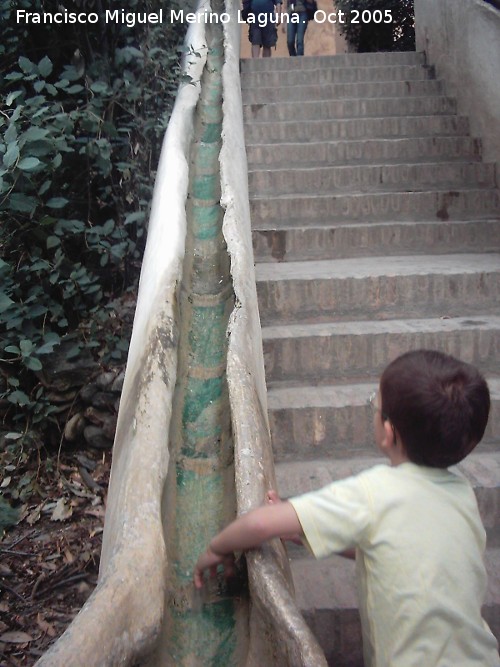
[194,349,500,667]
[284,0,310,56]
[245,0,283,58]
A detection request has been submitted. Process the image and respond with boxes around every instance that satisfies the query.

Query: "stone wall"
[415,0,500,172]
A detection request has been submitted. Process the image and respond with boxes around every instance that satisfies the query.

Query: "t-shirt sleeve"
[289,474,373,559]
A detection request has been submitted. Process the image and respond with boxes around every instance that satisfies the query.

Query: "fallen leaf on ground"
[50,498,73,522]
[0,631,34,644]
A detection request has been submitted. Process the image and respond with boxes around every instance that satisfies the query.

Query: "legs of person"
[261,21,277,58]
[296,14,308,56]
[251,43,261,58]
[287,20,298,56]
[249,24,262,58]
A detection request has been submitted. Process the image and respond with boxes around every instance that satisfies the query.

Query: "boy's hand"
[194,546,235,589]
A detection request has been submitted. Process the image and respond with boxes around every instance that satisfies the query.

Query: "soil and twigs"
[0,441,111,666]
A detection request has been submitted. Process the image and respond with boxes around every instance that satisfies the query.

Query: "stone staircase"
[241,51,500,666]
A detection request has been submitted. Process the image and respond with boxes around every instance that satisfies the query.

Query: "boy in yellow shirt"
[194,349,500,666]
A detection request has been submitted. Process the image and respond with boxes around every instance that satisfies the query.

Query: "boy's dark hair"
[380,349,490,468]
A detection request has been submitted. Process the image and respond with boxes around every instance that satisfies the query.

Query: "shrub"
[335,0,415,52]
[0,0,185,436]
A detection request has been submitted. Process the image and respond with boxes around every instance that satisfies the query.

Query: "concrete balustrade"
[415,0,500,171]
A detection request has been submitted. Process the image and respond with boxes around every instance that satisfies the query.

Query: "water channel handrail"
[36,1,328,664]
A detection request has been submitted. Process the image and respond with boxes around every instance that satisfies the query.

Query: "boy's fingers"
[194,568,204,588]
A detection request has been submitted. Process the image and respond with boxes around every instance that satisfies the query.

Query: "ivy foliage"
[0,0,186,433]
[335,0,415,52]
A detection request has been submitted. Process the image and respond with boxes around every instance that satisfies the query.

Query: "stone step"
[275,452,500,545]
[250,188,500,226]
[240,64,432,88]
[288,547,500,667]
[243,95,457,123]
[248,162,496,196]
[267,378,500,461]
[256,254,500,325]
[252,219,500,263]
[240,51,426,72]
[242,79,443,104]
[243,115,470,144]
[262,315,500,385]
[246,136,482,169]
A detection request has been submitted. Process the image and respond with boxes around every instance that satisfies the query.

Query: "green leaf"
[8,390,31,407]
[6,90,23,106]
[18,157,41,171]
[66,84,84,94]
[37,336,60,355]
[25,356,43,371]
[46,236,61,249]
[38,56,53,78]
[20,340,34,356]
[90,81,109,94]
[38,180,51,196]
[9,193,37,214]
[124,211,145,225]
[46,197,68,209]
[18,56,35,74]
[5,72,24,82]
[0,496,20,531]
[0,293,15,313]
[3,143,19,168]
[5,123,18,144]
[4,345,20,355]
[56,219,85,234]
[24,127,50,142]
[65,345,81,360]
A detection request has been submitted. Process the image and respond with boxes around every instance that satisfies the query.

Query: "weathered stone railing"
[415,0,500,172]
[36,1,327,665]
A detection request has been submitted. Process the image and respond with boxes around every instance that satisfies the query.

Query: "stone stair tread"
[262,314,500,340]
[240,52,426,71]
[274,451,500,498]
[255,253,500,283]
[248,155,482,170]
[240,72,432,90]
[248,162,495,193]
[289,547,500,612]
[266,376,500,410]
[242,80,443,103]
[252,217,500,233]
[244,116,471,144]
[248,160,490,175]
[243,96,457,120]
[250,184,499,201]
[246,137,482,168]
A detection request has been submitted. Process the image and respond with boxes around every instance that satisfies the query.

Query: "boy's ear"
[382,418,396,450]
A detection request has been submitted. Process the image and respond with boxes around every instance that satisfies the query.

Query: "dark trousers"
[287,12,308,56]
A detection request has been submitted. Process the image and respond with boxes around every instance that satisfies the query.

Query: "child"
[194,350,500,666]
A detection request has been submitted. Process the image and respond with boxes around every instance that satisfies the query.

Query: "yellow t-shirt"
[289,463,500,667]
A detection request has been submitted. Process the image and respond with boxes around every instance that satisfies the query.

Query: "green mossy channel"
[158,10,244,666]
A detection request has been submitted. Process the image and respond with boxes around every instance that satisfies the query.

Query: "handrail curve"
[35,1,328,664]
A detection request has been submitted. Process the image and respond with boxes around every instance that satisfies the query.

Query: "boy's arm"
[194,501,302,588]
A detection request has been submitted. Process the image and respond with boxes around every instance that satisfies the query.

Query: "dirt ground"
[0,445,111,666]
